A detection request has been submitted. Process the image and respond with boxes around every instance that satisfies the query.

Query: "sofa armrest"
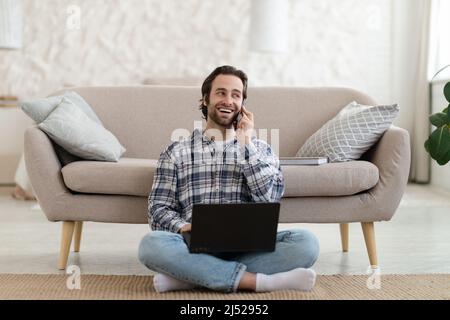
[361,125,411,220]
[24,125,72,220]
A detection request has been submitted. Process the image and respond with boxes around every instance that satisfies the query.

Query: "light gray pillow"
[296,101,399,162]
[21,91,107,166]
[21,91,102,125]
[38,98,126,162]
[21,91,104,165]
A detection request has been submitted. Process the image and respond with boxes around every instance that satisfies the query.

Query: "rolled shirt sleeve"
[239,140,285,202]
[148,148,189,233]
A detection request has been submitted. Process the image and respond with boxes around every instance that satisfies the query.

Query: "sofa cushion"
[62,158,158,196]
[61,158,378,197]
[296,101,399,162]
[282,160,379,197]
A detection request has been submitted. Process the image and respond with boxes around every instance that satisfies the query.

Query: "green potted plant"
[424,81,450,165]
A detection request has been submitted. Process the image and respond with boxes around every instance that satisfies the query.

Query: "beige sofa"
[24,86,410,270]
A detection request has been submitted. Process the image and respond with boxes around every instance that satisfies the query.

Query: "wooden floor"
[0,183,449,275]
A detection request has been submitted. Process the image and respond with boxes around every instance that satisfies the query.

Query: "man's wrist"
[236,129,253,147]
[174,222,188,234]
[178,223,191,233]
[237,136,251,147]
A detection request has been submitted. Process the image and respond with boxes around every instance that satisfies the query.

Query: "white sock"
[255,268,316,292]
[153,273,196,293]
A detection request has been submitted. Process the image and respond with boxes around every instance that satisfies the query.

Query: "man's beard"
[207,103,236,128]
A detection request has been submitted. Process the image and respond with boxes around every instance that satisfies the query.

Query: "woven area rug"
[0,274,448,300]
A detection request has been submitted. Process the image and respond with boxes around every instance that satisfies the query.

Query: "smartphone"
[235,111,243,123]
[232,112,241,130]
[233,100,246,130]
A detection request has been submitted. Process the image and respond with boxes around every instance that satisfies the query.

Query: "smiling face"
[204,74,244,129]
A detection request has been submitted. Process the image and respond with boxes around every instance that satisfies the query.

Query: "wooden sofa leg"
[58,221,75,270]
[339,223,349,252]
[73,221,83,252]
[361,222,378,267]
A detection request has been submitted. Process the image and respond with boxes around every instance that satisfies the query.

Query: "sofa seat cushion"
[282,160,379,197]
[62,158,379,198]
[62,157,158,197]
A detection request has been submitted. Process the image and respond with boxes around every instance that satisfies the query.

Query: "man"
[138,65,319,293]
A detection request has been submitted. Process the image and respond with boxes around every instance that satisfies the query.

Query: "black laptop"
[182,202,280,253]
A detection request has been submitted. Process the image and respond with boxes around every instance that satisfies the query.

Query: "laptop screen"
[185,202,280,253]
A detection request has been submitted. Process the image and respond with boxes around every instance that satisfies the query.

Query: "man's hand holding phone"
[234,105,254,147]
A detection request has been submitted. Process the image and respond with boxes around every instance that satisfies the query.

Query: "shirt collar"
[192,128,237,146]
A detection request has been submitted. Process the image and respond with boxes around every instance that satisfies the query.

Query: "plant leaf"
[444,82,450,103]
[427,126,450,165]
[429,112,449,127]
[446,104,450,122]
[442,149,450,166]
[424,138,430,153]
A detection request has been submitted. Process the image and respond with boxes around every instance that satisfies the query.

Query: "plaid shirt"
[148,129,285,233]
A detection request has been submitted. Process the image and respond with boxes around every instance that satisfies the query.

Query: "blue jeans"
[138,229,319,293]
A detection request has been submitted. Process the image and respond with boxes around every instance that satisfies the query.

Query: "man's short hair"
[199,65,248,120]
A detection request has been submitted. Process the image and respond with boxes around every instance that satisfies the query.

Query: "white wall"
[1,0,394,99]
[0,0,401,182]
[0,108,32,183]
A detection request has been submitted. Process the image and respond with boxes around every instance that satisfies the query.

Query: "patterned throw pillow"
[296,101,399,162]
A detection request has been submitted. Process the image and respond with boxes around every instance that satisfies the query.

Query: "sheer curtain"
[428,0,450,79]
[409,0,432,183]
[410,0,450,183]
